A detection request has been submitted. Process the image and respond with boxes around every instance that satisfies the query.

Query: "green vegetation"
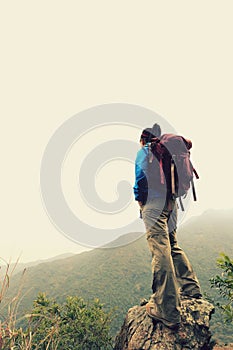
[29,293,112,349]
[210,253,233,323]
[0,265,113,349]
[4,235,152,337]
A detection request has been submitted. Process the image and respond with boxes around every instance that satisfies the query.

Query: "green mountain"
[4,209,233,343]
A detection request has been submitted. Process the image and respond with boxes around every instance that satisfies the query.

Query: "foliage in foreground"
[0,293,113,349]
[0,259,113,349]
[210,253,233,323]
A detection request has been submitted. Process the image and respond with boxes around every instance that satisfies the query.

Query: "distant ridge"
[0,253,75,276]
[102,231,143,248]
[181,207,233,227]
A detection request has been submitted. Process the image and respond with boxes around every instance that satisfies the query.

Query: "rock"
[114,298,215,350]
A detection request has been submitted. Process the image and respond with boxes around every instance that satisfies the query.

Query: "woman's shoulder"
[136,146,149,164]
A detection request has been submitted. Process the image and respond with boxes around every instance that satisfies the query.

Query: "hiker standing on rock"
[133,123,202,328]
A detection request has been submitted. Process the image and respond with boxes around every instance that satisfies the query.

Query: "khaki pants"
[141,197,201,324]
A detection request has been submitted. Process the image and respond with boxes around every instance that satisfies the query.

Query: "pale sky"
[1,1,233,263]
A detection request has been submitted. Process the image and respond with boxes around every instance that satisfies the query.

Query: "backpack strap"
[171,158,176,199]
[159,158,165,184]
[179,197,185,211]
[193,167,199,179]
[191,178,197,201]
[148,144,154,163]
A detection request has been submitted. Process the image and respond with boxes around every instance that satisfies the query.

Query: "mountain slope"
[4,209,233,342]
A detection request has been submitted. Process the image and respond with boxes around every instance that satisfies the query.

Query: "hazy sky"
[1,1,233,263]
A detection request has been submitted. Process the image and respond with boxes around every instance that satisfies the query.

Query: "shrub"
[210,253,233,323]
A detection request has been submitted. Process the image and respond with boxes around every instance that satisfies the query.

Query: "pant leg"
[142,198,181,324]
[168,204,202,297]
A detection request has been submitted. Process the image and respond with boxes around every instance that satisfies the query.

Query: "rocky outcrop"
[114,298,215,350]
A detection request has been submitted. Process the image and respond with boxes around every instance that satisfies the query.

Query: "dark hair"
[140,123,161,143]
[140,127,153,143]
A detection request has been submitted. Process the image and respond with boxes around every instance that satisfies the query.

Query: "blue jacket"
[133,144,166,203]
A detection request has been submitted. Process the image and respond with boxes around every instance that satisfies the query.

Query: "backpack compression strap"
[191,166,199,201]
[171,158,176,199]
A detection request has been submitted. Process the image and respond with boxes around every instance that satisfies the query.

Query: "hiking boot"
[145,302,180,329]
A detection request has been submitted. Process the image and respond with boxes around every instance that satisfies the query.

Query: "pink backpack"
[150,134,199,210]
